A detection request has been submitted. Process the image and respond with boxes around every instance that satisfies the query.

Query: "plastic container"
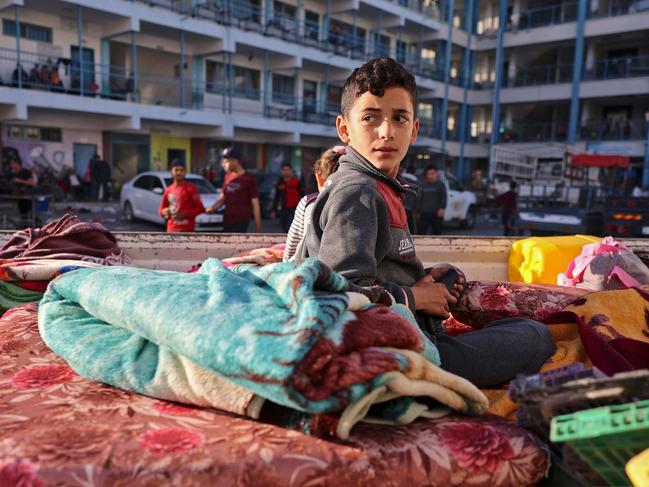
[34,196,50,214]
[508,363,605,403]
[551,400,649,487]
[626,448,649,487]
[508,234,600,284]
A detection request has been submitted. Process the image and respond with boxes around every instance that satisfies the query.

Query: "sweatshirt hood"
[338,146,416,197]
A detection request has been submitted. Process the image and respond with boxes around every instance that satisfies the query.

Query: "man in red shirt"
[159,159,205,232]
[206,147,262,233]
[272,163,303,233]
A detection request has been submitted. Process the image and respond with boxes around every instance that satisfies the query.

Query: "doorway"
[71,46,96,94]
[73,143,97,178]
[167,149,186,166]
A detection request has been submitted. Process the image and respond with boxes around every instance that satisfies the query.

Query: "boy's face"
[336,87,419,178]
[171,166,186,182]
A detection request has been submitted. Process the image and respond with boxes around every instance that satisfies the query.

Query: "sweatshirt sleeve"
[314,184,414,311]
[187,187,205,219]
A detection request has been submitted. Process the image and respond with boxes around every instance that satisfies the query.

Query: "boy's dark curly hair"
[340,57,417,116]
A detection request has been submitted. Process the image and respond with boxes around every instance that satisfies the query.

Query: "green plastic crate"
[550,400,649,487]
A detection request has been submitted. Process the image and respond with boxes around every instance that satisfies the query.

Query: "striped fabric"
[283,193,317,262]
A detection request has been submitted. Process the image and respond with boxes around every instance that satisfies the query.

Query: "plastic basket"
[626,448,649,487]
[551,400,649,487]
[34,196,50,214]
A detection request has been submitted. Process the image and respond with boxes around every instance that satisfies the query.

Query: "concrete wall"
[1,124,102,175]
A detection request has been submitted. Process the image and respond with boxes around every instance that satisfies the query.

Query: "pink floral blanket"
[0,304,550,486]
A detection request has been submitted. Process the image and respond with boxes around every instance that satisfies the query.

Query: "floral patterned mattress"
[0,304,549,486]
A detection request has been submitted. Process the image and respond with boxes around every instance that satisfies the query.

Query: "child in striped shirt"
[282,146,345,262]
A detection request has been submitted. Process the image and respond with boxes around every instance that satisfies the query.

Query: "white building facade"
[0,0,646,190]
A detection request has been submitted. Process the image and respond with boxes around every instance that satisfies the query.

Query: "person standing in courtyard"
[159,159,205,233]
[272,163,302,233]
[206,147,262,233]
[496,180,518,236]
[416,165,447,235]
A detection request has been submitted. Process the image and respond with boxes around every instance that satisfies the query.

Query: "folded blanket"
[549,287,649,375]
[39,258,488,439]
[0,281,43,316]
[0,259,102,282]
[0,214,130,265]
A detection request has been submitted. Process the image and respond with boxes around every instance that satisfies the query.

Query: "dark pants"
[17,199,32,219]
[279,207,296,233]
[436,318,556,387]
[503,211,516,236]
[418,212,444,235]
[223,221,250,233]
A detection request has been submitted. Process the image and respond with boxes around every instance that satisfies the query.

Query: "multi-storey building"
[0,0,646,193]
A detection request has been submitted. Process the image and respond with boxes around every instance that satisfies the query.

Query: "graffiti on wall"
[3,142,69,177]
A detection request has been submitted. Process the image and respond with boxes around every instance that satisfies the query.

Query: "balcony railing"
[580,118,647,141]
[512,2,579,30]
[510,62,573,87]
[583,55,649,81]
[500,121,569,143]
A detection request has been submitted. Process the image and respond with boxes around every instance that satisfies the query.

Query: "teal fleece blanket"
[38,258,487,437]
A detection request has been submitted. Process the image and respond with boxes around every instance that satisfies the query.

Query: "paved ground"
[2,200,506,237]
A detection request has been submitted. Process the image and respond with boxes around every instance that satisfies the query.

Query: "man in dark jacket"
[416,165,447,235]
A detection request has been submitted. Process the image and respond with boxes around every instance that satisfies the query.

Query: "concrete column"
[179,30,185,108]
[505,106,513,129]
[490,0,508,144]
[568,0,588,145]
[14,5,21,89]
[263,50,270,117]
[131,31,138,102]
[77,5,84,96]
[511,0,521,28]
[508,50,517,86]
[585,41,596,73]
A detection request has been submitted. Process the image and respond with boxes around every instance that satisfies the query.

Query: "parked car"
[120,171,224,231]
[443,173,478,229]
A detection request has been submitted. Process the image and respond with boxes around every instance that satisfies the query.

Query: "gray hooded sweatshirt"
[295,147,424,315]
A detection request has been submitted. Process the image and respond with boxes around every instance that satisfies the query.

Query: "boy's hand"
[410,274,457,319]
[428,267,465,298]
[161,208,171,219]
[205,206,214,214]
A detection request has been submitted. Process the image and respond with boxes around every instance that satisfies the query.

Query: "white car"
[120,171,223,231]
[404,171,477,229]
[443,173,478,229]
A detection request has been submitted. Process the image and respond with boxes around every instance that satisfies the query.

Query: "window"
[304,10,319,40]
[234,66,260,99]
[303,80,317,112]
[7,125,62,142]
[150,177,164,191]
[396,40,407,64]
[273,1,296,28]
[372,33,390,57]
[3,19,52,43]
[418,103,433,120]
[272,73,295,104]
[165,177,217,194]
[326,85,342,112]
[231,0,261,23]
[206,60,226,94]
[133,175,153,190]
[329,19,365,55]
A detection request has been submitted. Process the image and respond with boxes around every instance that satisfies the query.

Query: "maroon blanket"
[0,304,550,486]
[0,214,129,264]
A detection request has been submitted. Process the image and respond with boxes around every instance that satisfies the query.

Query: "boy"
[206,147,262,233]
[159,159,205,233]
[296,58,555,387]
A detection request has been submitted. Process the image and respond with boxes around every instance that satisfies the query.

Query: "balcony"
[499,121,568,143]
[510,62,573,87]
[583,55,649,81]
[580,118,647,141]
[511,2,578,31]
